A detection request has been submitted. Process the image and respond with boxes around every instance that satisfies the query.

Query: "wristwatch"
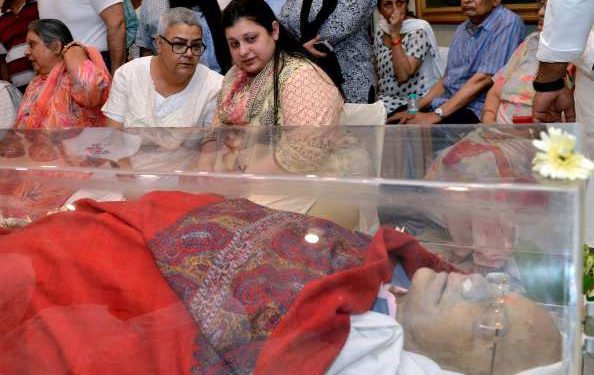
[434,107,445,119]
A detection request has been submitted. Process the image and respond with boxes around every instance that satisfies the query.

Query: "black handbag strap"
[299,0,338,43]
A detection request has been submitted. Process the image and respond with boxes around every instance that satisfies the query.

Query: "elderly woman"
[482,0,555,124]
[102,7,222,128]
[375,0,442,119]
[14,19,111,129]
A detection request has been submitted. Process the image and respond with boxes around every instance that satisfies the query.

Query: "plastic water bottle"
[407,93,418,115]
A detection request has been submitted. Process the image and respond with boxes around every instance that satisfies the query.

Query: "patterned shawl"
[148,197,459,374]
[214,53,305,127]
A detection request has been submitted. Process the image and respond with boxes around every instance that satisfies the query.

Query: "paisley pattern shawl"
[148,198,370,374]
[214,53,306,127]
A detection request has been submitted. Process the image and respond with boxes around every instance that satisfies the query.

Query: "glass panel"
[0,123,584,374]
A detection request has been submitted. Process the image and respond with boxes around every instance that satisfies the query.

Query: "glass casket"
[0,123,586,375]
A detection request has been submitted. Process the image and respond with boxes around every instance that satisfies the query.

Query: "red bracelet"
[391,38,402,46]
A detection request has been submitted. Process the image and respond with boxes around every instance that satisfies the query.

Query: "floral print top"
[15,59,111,129]
[492,32,539,124]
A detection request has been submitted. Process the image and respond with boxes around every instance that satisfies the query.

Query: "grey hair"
[28,19,74,49]
[157,7,203,36]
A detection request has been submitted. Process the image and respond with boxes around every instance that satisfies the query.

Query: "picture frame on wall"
[415,0,540,24]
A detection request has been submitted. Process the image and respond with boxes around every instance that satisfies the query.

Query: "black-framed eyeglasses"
[159,35,205,56]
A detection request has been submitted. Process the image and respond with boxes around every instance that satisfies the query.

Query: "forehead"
[164,23,202,40]
[26,30,43,44]
[380,0,406,5]
[225,18,267,38]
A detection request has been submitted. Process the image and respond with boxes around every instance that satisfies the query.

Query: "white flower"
[532,127,594,180]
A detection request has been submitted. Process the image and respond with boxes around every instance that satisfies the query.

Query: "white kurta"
[102,56,222,128]
[537,0,594,62]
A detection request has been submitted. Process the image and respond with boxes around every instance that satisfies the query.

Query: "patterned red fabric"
[0,191,458,375]
[0,192,223,374]
[255,227,460,375]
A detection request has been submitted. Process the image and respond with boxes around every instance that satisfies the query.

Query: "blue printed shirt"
[432,5,526,117]
[136,0,221,73]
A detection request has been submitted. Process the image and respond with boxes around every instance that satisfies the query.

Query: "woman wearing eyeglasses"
[102,7,222,129]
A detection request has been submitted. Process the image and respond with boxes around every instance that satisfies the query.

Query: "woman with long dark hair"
[213,0,342,128]
[136,0,231,73]
[196,0,347,178]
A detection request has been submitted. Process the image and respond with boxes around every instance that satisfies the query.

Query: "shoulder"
[406,18,432,30]
[113,56,150,80]
[280,55,317,77]
[193,64,223,91]
[91,0,124,13]
[280,55,335,88]
[453,21,470,39]
[220,65,241,87]
[495,5,524,27]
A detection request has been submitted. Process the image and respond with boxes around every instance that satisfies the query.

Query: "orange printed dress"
[15,47,111,129]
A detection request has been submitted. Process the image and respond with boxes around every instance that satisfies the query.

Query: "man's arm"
[418,79,445,110]
[100,2,126,73]
[537,0,594,63]
[533,0,594,122]
[411,73,492,124]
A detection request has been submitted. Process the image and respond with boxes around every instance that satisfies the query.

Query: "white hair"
[157,7,202,36]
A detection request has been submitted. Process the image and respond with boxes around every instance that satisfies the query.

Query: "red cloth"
[0,192,223,374]
[255,227,460,375]
[0,191,457,375]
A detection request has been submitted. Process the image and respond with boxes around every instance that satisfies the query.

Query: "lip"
[462,6,474,12]
[241,57,256,65]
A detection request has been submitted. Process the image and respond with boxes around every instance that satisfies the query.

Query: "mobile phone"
[313,40,334,54]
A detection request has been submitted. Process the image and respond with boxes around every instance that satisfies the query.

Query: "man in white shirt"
[38,0,126,74]
[532,0,594,123]
[102,7,222,129]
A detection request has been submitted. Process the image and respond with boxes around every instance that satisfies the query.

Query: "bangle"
[532,78,565,92]
[62,41,81,55]
[391,38,402,46]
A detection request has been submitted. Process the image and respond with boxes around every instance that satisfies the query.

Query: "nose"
[238,42,249,57]
[25,45,32,58]
[183,45,193,58]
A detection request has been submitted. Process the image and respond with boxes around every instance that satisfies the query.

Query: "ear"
[155,37,162,55]
[50,40,63,55]
[271,20,280,42]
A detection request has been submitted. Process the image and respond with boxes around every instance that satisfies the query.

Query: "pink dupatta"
[20,46,109,129]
